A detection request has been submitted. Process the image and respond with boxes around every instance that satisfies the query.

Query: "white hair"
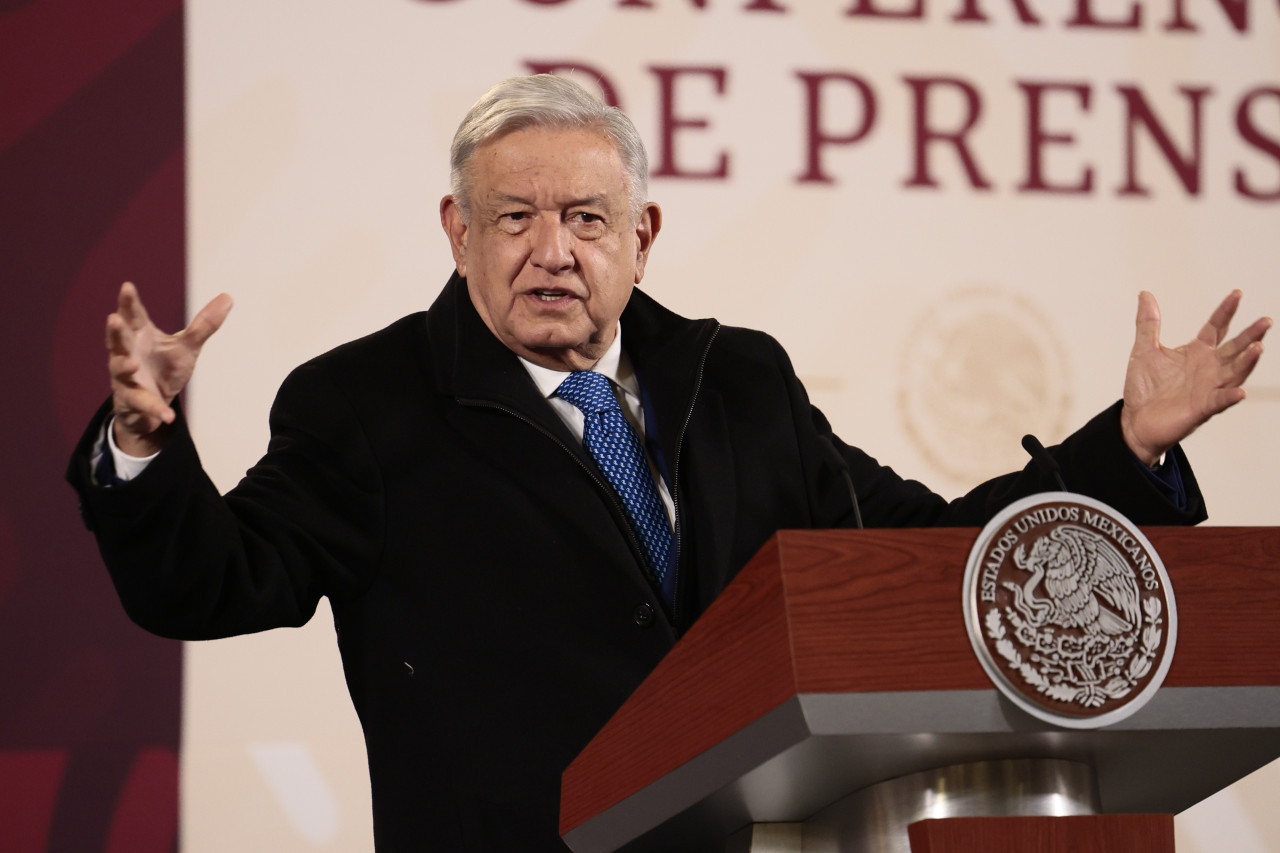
[449,74,649,222]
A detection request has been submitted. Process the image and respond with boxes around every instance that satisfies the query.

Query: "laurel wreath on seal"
[984,597,1164,708]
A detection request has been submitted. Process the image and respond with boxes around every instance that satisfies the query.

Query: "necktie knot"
[555,371,618,416]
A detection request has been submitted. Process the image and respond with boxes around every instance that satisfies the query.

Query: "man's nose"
[529,218,574,273]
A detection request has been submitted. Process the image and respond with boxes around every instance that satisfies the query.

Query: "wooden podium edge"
[907,814,1175,852]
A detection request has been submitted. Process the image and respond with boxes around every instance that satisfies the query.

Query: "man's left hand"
[1120,289,1271,466]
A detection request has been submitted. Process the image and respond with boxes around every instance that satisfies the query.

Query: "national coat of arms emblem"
[963,493,1177,728]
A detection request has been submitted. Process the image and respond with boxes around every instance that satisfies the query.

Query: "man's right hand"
[107,282,234,457]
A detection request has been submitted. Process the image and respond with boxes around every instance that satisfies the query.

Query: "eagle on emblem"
[1009,524,1141,636]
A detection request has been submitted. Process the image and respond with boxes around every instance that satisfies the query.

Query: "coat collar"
[424,271,720,459]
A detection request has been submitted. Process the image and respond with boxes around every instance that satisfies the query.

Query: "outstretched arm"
[1120,290,1271,466]
[107,282,234,457]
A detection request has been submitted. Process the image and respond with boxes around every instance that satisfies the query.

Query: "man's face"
[440,126,660,372]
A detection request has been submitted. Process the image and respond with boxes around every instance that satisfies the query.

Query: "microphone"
[1021,433,1068,492]
[819,436,864,530]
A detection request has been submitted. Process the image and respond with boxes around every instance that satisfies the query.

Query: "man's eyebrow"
[488,193,611,208]
[491,193,535,207]
[566,194,608,208]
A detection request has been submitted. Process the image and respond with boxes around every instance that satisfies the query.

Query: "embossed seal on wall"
[963,493,1177,728]
[900,286,1071,485]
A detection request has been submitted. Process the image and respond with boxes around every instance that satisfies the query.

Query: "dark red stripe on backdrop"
[0,1,185,851]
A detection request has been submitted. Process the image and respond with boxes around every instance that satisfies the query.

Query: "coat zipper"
[455,397,652,586]
[669,324,721,634]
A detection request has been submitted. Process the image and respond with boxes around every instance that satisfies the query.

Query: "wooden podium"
[560,527,1280,852]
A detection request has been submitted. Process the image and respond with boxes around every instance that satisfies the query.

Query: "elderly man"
[69,75,1267,850]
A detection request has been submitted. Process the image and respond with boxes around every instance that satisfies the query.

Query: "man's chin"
[511,323,612,370]
[518,339,606,372]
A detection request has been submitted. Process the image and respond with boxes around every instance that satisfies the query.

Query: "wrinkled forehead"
[469,126,634,211]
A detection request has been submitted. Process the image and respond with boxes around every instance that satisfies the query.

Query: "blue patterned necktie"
[556,371,673,597]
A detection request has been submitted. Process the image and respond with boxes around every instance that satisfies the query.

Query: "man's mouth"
[533,289,570,302]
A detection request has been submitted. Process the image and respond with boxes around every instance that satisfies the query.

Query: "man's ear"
[440,195,469,277]
[633,202,662,284]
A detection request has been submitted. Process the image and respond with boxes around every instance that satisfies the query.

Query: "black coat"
[68,273,1205,850]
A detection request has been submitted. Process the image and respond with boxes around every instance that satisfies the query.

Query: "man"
[69,75,1268,851]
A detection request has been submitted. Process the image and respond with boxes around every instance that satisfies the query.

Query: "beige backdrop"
[183,1,1279,849]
